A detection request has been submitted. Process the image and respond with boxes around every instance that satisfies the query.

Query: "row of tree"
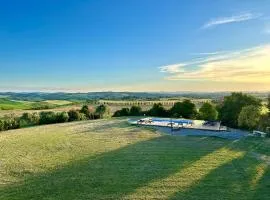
[1,92,269,133]
[0,104,111,132]
[113,100,218,121]
[113,93,270,133]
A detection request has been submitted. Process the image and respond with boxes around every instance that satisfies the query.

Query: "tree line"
[113,92,270,134]
[0,105,110,132]
[113,99,217,121]
[0,92,269,134]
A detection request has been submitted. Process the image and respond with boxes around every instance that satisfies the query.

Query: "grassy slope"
[0,99,33,110]
[0,119,269,200]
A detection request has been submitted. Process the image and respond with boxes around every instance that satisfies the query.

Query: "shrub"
[3,115,20,130]
[129,106,142,116]
[219,92,261,128]
[258,114,270,134]
[0,119,4,131]
[80,105,90,118]
[68,110,81,121]
[79,113,87,121]
[148,103,168,117]
[238,105,261,130]
[95,105,111,118]
[199,102,218,121]
[39,112,57,125]
[170,100,197,119]
[113,108,130,117]
[56,112,69,123]
[19,112,40,127]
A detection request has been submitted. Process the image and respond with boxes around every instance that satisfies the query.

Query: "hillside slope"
[0,119,269,200]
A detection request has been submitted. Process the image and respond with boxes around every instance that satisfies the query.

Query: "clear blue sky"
[1,0,270,92]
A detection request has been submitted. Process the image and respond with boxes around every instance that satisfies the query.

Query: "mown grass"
[0,119,269,200]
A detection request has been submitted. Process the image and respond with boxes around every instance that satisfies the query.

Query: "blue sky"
[0,0,270,92]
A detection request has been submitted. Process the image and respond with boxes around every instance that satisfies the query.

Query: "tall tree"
[170,100,197,119]
[199,102,218,121]
[148,103,168,117]
[129,105,142,116]
[219,92,261,128]
[238,105,261,130]
[267,94,270,115]
[95,104,111,118]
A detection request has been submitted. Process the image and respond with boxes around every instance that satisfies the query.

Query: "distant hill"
[0,91,268,102]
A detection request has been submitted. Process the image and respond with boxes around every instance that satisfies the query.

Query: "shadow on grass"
[0,136,227,200]
[169,147,270,200]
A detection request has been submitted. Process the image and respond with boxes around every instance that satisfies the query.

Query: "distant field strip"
[43,100,73,106]
[98,99,211,106]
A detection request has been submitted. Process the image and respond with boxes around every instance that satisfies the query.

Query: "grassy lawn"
[0,119,269,200]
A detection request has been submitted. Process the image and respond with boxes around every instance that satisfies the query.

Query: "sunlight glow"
[124,148,244,199]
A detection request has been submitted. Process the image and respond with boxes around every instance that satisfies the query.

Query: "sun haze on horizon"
[0,0,270,92]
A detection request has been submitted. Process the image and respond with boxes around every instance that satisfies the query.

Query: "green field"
[98,98,211,108]
[0,99,33,110]
[0,119,269,200]
[43,100,73,106]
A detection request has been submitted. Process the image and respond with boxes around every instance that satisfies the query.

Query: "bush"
[79,113,87,121]
[39,112,57,125]
[199,102,218,121]
[0,119,4,131]
[238,105,261,130]
[3,115,20,130]
[80,105,90,118]
[113,108,130,117]
[170,100,197,119]
[148,103,168,117]
[219,92,261,128]
[19,112,40,127]
[129,106,142,116]
[95,105,111,119]
[258,114,270,134]
[68,110,82,121]
[56,112,69,123]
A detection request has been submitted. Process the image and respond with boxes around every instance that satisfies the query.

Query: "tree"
[39,112,57,125]
[80,105,90,119]
[267,94,270,115]
[199,102,218,121]
[148,103,168,117]
[170,100,197,119]
[170,102,182,118]
[95,105,111,118]
[238,105,261,130]
[3,115,20,130]
[219,92,261,128]
[56,112,69,123]
[113,108,130,117]
[129,105,142,116]
[258,114,270,134]
[0,119,4,131]
[19,112,39,127]
[68,110,81,121]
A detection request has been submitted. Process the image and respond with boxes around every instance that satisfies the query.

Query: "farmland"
[0,99,76,118]
[0,119,269,200]
[0,97,212,118]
